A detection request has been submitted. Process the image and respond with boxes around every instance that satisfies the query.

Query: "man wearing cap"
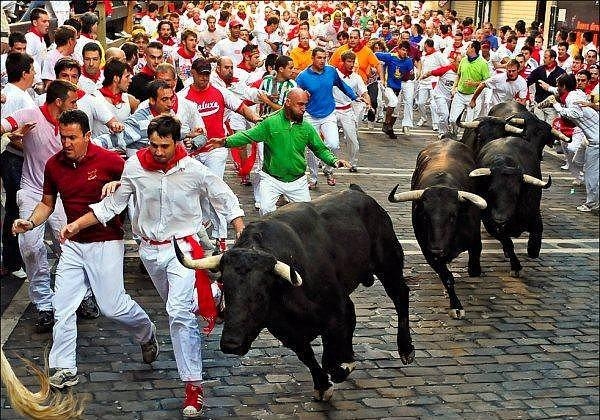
[448,40,490,134]
[210,20,247,66]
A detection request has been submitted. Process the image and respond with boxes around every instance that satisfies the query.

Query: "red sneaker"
[182,383,204,418]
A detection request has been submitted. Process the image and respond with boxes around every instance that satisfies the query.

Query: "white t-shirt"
[40,49,71,82]
[485,73,528,106]
[1,83,37,117]
[210,38,248,65]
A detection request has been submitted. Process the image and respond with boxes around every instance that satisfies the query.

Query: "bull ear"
[273,260,303,286]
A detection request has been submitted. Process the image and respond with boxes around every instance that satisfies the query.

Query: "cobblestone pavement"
[1,123,598,419]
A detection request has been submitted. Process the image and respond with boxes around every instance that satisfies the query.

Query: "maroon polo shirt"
[43,143,125,243]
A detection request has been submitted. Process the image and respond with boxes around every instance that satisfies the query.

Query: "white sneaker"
[11,268,27,279]
[560,163,569,170]
[432,124,439,131]
[416,117,426,127]
[402,126,411,135]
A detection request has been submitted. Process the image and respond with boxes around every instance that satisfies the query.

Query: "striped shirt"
[258,75,296,115]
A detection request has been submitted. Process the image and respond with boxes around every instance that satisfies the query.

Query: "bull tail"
[0,347,87,419]
[349,183,364,193]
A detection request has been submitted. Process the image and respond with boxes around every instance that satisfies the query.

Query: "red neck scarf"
[160,37,175,46]
[558,90,569,104]
[81,32,94,40]
[238,11,246,20]
[558,53,569,63]
[545,60,558,71]
[338,67,353,77]
[136,142,187,172]
[40,104,59,135]
[351,40,367,53]
[82,67,101,82]
[29,27,45,42]
[99,86,125,105]
[77,89,86,99]
[238,61,253,72]
[298,44,311,51]
[177,45,195,60]
[140,65,156,77]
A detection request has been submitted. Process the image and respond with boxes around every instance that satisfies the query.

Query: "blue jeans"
[0,150,24,271]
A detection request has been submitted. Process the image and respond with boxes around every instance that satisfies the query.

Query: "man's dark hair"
[121,42,138,61]
[219,10,231,21]
[440,24,449,35]
[558,41,569,50]
[556,73,576,91]
[267,16,280,26]
[63,17,82,32]
[6,52,34,83]
[524,35,535,47]
[146,41,164,51]
[312,47,326,57]
[148,3,159,13]
[399,41,411,51]
[180,29,197,42]
[506,36,517,44]
[54,25,77,47]
[299,10,308,20]
[46,79,78,104]
[424,38,434,48]
[573,54,584,62]
[568,31,577,43]
[515,20,526,34]
[500,25,511,35]
[80,11,99,34]
[546,49,557,59]
[147,79,171,100]
[471,40,481,54]
[462,17,473,27]
[264,53,278,71]
[336,30,349,41]
[582,31,593,43]
[343,16,353,26]
[242,43,259,55]
[557,29,568,42]
[521,45,532,54]
[82,41,103,58]
[102,58,129,87]
[147,115,182,142]
[157,20,175,35]
[54,57,81,77]
[59,109,90,134]
[577,69,591,80]
[507,58,520,69]
[8,32,26,47]
[30,8,48,23]
[274,55,293,72]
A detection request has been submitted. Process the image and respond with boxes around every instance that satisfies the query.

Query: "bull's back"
[413,140,476,190]
[478,137,542,177]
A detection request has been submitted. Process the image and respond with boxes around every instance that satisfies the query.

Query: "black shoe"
[35,310,54,333]
[77,295,100,319]
[349,166,358,173]
[141,323,159,364]
[383,127,397,139]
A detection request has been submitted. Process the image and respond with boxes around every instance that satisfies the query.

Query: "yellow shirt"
[290,47,313,72]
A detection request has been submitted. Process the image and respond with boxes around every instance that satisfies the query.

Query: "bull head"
[456,111,524,135]
[173,238,303,286]
[507,115,571,143]
[388,185,487,209]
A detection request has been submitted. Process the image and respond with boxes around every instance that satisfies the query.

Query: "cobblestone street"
[1,125,598,419]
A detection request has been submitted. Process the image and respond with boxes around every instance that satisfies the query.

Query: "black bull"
[175,185,415,401]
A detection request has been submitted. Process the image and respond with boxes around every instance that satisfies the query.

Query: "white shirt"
[485,73,528,106]
[210,38,248,65]
[493,45,517,62]
[419,51,449,87]
[557,55,573,74]
[1,83,37,117]
[79,72,104,94]
[140,15,160,37]
[40,49,71,81]
[25,31,47,66]
[92,91,132,138]
[334,70,367,116]
[553,89,599,144]
[90,155,244,242]
[252,28,284,58]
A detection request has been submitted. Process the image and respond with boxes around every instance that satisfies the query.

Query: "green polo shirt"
[225,109,338,182]
[457,56,490,95]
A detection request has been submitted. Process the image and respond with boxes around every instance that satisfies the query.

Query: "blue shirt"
[483,34,499,51]
[296,65,358,118]
[375,52,414,91]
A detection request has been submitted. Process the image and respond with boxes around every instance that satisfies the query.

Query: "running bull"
[174,185,415,401]
[388,140,487,319]
[469,136,551,277]
[458,100,570,159]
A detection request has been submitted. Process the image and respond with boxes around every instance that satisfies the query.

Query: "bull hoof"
[510,269,521,278]
[399,348,415,365]
[448,308,466,319]
[330,362,356,383]
[468,268,481,277]
[527,250,540,258]
[313,384,334,402]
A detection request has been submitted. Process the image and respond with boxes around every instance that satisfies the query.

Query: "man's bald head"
[105,47,126,62]
[286,87,309,103]
[284,88,309,123]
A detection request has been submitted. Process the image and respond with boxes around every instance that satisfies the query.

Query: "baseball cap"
[192,58,212,74]
[229,20,243,28]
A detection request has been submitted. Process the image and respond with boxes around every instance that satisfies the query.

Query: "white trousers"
[49,240,153,372]
[305,112,339,183]
[194,148,228,239]
[383,86,399,109]
[16,188,65,311]
[251,142,264,206]
[432,94,451,134]
[398,80,415,127]
[335,108,359,166]
[258,171,311,215]
[140,238,203,382]
[415,82,439,125]
[449,91,477,128]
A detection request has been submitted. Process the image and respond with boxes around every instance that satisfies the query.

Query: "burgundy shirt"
[43,143,125,243]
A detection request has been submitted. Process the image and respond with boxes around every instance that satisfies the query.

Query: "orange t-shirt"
[329,45,380,82]
[290,47,313,72]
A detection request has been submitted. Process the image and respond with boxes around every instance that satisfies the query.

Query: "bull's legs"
[377,267,415,365]
[322,299,357,383]
[527,213,543,258]
[429,259,464,319]
[499,235,522,277]
[287,341,333,401]
[467,231,482,277]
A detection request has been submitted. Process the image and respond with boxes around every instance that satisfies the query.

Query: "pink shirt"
[1,106,62,194]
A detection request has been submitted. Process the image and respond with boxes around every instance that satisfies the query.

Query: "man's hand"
[7,122,36,142]
[59,222,81,243]
[257,91,270,104]
[101,181,121,198]
[205,137,227,151]
[249,113,263,123]
[335,159,352,169]
[12,218,35,235]
[538,80,551,91]
[107,121,124,133]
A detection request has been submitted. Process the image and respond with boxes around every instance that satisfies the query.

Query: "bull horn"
[388,185,425,202]
[457,120,480,128]
[173,238,223,270]
[457,191,488,209]
[469,168,492,177]
[273,261,303,286]
[551,128,571,143]
[507,117,526,125]
[523,174,552,189]
[504,124,523,135]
